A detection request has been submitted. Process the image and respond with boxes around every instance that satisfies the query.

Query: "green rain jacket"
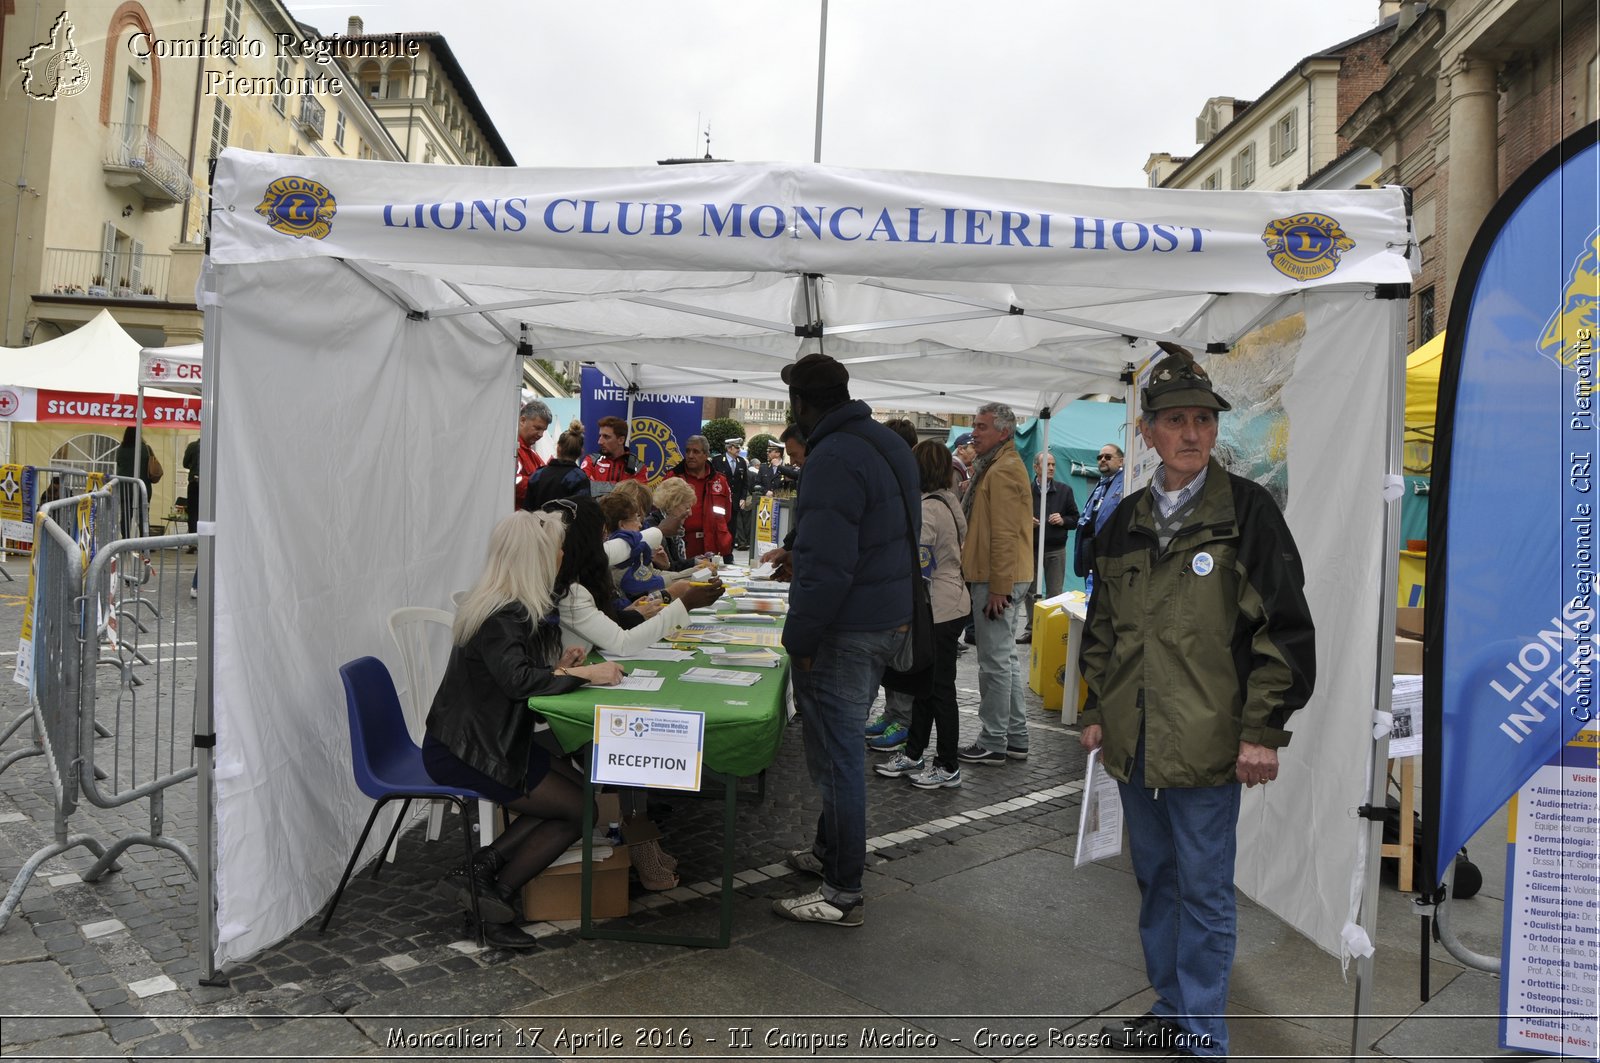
[1078,459,1315,789]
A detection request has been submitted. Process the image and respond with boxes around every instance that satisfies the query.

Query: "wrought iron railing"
[40,247,172,299]
[102,123,195,202]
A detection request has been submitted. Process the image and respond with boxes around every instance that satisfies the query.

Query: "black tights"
[487,771,588,891]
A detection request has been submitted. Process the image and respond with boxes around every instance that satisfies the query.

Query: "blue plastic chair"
[319,656,494,940]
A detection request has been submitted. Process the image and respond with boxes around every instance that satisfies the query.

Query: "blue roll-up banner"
[578,367,704,483]
[1426,124,1600,893]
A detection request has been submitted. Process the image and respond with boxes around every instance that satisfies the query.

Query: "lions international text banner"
[1426,127,1600,903]
[579,367,702,484]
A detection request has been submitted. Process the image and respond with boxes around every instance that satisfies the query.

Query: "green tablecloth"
[528,630,789,779]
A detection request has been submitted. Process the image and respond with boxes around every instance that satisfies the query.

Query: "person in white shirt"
[542,496,722,658]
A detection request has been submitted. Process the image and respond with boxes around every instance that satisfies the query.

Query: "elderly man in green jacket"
[1079,344,1315,1060]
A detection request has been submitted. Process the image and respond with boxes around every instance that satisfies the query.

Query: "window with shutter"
[1234,145,1255,188]
[99,222,117,282]
[130,240,145,289]
[210,100,231,159]
[222,0,241,48]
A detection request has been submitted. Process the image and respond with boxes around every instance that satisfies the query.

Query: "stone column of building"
[1443,53,1501,296]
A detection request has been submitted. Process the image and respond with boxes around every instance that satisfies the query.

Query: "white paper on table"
[602,647,695,662]
[749,560,778,579]
[1074,749,1124,867]
[610,673,666,692]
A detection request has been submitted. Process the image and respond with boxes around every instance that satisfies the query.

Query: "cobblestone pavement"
[0,549,1523,1061]
[0,550,1123,1058]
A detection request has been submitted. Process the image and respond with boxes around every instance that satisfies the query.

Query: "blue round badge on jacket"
[1192,551,1214,576]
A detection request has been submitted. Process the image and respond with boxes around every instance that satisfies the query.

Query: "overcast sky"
[290,1,1383,186]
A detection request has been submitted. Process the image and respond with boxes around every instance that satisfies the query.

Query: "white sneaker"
[189,586,198,599]
[772,890,863,926]
[910,763,962,789]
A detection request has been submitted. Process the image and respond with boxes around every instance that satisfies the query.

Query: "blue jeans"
[970,580,1031,753]
[1117,734,1240,1058]
[791,627,903,906]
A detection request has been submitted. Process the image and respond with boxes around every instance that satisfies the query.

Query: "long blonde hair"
[453,511,565,646]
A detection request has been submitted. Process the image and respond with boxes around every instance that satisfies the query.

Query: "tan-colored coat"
[959,439,1033,589]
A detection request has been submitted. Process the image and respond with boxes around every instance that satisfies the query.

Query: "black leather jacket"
[424,603,583,789]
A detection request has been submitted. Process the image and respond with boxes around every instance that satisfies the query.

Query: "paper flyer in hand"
[1074,748,1124,867]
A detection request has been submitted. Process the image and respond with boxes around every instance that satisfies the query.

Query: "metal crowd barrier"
[0,484,197,931]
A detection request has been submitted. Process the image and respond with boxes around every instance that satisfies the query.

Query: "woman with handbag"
[875,440,970,788]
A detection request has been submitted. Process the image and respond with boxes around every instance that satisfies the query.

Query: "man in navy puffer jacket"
[775,352,917,928]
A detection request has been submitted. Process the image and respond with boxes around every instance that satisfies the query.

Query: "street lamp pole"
[812,0,828,164]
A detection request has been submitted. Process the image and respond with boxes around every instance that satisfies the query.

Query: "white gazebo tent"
[197,152,1415,1024]
[0,310,199,522]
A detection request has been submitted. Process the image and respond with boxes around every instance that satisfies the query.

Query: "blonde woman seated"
[646,477,706,573]
[424,510,623,949]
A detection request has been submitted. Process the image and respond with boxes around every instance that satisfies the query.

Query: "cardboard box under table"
[521,793,631,921]
[528,648,788,947]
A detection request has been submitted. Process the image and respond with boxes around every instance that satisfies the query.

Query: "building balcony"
[102,124,195,208]
[296,96,325,140]
[39,247,172,300]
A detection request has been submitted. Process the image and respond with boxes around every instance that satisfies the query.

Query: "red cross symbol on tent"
[148,360,168,379]
[0,391,17,417]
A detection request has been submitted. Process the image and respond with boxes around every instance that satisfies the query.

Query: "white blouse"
[558,583,689,656]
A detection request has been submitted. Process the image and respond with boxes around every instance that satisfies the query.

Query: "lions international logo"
[608,713,627,737]
[255,176,336,240]
[631,418,684,482]
[17,12,91,102]
[1538,228,1600,370]
[1261,213,1355,282]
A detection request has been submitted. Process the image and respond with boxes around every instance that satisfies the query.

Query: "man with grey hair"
[515,400,553,510]
[957,401,1034,766]
[667,434,734,561]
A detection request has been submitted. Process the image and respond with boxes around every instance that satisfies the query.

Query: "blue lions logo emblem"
[255,176,336,240]
[1261,213,1354,282]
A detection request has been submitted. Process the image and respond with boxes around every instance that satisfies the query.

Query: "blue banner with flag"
[1426,125,1600,890]
[578,367,703,483]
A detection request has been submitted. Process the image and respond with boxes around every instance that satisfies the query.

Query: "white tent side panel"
[1232,293,1390,953]
[209,260,511,964]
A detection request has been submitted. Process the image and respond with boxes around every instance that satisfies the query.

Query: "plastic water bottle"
[605,821,623,846]
[1084,572,1095,598]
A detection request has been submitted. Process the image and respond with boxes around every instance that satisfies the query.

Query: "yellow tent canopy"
[1405,330,1443,472]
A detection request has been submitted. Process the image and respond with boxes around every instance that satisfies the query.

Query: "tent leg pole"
[1035,406,1051,601]
[194,262,225,987]
[1349,285,1411,1061]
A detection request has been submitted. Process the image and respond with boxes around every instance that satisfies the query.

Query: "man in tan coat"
[957,402,1035,765]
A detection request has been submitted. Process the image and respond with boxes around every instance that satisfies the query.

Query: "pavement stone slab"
[0,959,103,1046]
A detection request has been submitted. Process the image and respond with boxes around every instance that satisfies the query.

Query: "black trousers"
[906,615,964,771]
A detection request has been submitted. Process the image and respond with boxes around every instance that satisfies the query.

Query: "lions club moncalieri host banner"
[1426,126,1600,896]
[211,151,1410,294]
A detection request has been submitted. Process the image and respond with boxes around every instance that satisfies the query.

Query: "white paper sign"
[590,705,704,791]
[1074,749,1124,867]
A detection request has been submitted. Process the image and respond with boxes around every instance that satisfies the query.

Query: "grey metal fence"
[0,485,196,931]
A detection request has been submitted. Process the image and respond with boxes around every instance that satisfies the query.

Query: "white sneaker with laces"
[772,890,863,926]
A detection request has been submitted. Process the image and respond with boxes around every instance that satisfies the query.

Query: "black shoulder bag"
[841,424,934,696]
